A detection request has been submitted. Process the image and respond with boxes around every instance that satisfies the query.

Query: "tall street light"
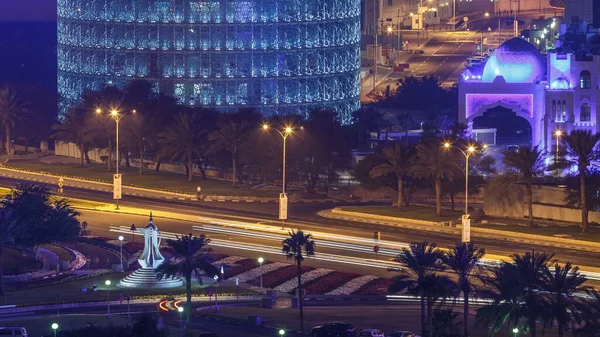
[118,235,124,272]
[258,257,264,290]
[443,142,487,215]
[96,108,137,210]
[105,279,111,318]
[554,130,562,161]
[178,306,184,337]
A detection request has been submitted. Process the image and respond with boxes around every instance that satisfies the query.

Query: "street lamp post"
[177,306,184,337]
[105,279,111,318]
[556,130,561,156]
[118,235,124,272]
[258,257,264,290]
[95,108,136,210]
[444,143,487,215]
[262,124,292,195]
[51,323,59,337]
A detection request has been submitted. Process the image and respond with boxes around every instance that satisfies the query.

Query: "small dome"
[482,38,545,83]
[551,77,570,89]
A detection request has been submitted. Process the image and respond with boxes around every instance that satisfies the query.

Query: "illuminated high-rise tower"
[57,0,361,123]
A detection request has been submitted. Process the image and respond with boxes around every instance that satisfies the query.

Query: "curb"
[321,208,600,253]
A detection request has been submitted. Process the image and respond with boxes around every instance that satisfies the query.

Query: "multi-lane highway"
[0,176,598,276]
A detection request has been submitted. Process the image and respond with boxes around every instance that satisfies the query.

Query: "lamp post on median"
[95,108,137,210]
[177,306,184,337]
[444,142,487,216]
[105,279,111,318]
[258,257,264,290]
[118,235,124,272]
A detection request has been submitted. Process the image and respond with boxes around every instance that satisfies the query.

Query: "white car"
[389,331,420,337]
[360,329,385,337]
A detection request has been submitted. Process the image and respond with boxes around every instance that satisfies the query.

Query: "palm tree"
[0,88,28,156]
[51,107,93,168]
[478,251,553,337]
[282,230,316,334]
[411,142,461,216]
[388,241,445,337]
[560,130,600,233]
[158,112,206,181]
[542,262,588,337]
[209,109,260,187]
[502,145,546,227]
[0,209,16,297]
[369,142,414,209]
[155,233,218,324]
[444,243,486,337]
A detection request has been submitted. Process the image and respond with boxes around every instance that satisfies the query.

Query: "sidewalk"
[319,208,600,254]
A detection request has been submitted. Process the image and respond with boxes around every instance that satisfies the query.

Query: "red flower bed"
[223,259,257,279]
[247,265,314,288]
[353,278,393,295]
[303,271,361,295]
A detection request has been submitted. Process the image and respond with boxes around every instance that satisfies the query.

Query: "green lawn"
[3,272,257,306]
[338,205,463,222]
[5,161,277,197]
[41,244,75,262]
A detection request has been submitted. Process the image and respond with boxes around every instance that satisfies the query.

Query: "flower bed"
[223,259,257,279]
[326,275,378,295]
[213,256,246,266]
[352,277,393,295]
[207,253,228,262]
[275,268,334,293]
[234,262,289,283]
[247,265,314,288]
[303,271,361,295]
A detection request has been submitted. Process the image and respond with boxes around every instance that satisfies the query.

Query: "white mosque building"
[458,36,600,152]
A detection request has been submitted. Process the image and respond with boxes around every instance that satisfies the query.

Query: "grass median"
[338,205,463,222]
[5,161,277,197]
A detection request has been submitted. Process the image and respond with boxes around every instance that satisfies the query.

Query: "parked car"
[311,322,357,337]
[0,327,28,337]
[505,144,520,153]
[360,329,385,337]
[389,331,420,337]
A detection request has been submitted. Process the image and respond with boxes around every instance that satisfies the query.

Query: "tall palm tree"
[0,88,28,156]
[282,230,316,334]
[158,112,206,181]
[155,233,217,323]
[51,107,93,168]
[208,109,260,187]
[388,241,446,337]
[369,142,414,209]
[560,130,600,233]
[411,142,460,216]
[444,243,486,337]
[478,251,553,337]
[502,145,546,227]
[542,262,588,337]
[0,209,16,296]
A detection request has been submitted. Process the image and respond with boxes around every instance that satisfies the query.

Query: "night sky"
[0,1,56,21]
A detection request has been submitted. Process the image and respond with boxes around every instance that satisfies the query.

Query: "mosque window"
[553,99,566,122]
[580,71,591,89]
[580,103,591,122]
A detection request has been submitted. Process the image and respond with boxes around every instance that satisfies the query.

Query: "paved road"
[1,176,599,278]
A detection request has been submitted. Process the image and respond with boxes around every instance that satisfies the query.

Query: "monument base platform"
[118,267,184,289]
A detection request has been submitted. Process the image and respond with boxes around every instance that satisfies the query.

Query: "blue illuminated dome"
[482,38,545,83]
[57,0,361,123]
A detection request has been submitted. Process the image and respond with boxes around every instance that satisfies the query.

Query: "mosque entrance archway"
[473,106,532,147]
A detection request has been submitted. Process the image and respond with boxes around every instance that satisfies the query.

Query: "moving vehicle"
[360,329,385,337]
[0,327,28,337]
[311,322,357,337]
[388,331,420,337]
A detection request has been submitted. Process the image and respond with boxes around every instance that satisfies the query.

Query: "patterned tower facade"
[57,0,361,123]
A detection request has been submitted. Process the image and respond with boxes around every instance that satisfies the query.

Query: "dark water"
[0,21,57,91]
